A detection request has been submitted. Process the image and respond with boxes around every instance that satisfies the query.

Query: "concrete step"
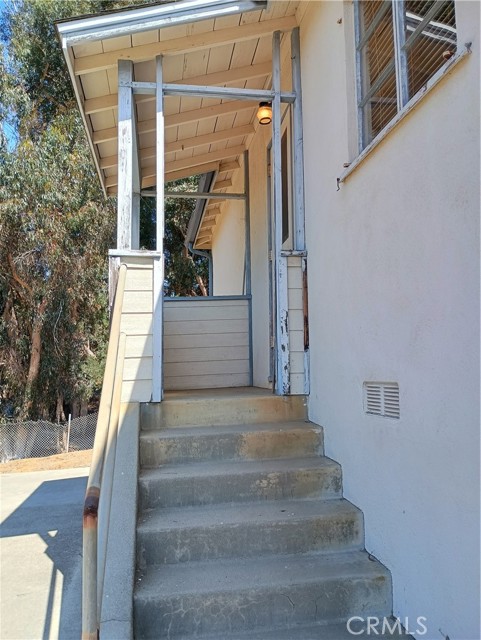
[140,392,306,429]
[173,620,413,639]
[138,456,342,510]
[134,551,392,639]
[137,498,363,567]
[139,422,323,467]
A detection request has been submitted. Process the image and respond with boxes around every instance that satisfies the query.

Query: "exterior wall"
[299,1,480,638]
[212,168,246,296]
[163,297,250,390]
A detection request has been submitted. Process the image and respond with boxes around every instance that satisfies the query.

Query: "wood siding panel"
[121,379,152,403]
[120,313,153,334]
[125,335,153,358]
[122,290,153,313]
[165,372,250,391]
[287,259,305,394]
[164,318,247,336]
[125,268,153,291]
[163,298,250,390]
[164,332,249,349]
[164,304,248,322]
[123,357,153,381]
[164,345,249,363]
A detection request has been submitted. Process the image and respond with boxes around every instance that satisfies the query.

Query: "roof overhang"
[56,0,299,245]
[57,0,268,46]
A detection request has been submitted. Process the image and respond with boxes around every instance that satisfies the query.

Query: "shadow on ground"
[0,472,87,640]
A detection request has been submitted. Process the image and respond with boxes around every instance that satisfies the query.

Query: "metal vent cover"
[363,382,400,419]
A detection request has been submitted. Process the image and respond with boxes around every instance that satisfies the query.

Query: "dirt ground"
[0,449,92,474]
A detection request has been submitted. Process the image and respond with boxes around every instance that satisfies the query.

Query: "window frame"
[354,0,457,152]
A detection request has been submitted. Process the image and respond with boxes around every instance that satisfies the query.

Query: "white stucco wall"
[212,161,246,296]
[299,1,480,639]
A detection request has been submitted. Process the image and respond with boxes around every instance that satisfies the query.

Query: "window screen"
[356,0,457,149]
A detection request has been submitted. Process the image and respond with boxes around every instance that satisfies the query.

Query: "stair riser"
[137,512,363,566]
[134,574,392,639]
[139,467,342,510]
[141,396,306,429]
[140,429,323,467]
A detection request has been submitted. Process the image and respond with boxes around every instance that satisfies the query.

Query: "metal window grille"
[355,0,457,149]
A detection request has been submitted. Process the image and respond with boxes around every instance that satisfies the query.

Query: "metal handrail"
[82,264,128,640]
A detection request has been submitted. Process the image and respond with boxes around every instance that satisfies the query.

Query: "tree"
[0,0,209,420]
[140,177,210,297]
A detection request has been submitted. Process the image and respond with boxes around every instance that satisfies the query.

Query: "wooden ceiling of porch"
[69,0,301,248]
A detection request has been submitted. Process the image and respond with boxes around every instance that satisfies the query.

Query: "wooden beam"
[141,161,221,188]
[93,102,254,145]
[84,62,271,116]
[74,16,297,75]
[212,179,232,190]
[102,123,251,169]
[219,160,240,173]
[272,30,290,395]
[143,145,245,180]
[166,100,253,129]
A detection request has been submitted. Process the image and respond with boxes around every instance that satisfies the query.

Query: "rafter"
[212,179,232,190]
[143,145,245,180]
[93,101,255,145]
[74,15,297,75]
[100,124,253,170]
[84,62,271,115]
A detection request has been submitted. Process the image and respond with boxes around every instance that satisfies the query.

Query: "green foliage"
[0,111,116,418]
[0,0,208,419]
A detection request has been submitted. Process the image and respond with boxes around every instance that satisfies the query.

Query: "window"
[355,0,457,149]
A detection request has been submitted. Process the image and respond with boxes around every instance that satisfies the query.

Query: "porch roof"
[57,0,300,248]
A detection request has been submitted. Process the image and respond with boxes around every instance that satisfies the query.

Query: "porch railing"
[82,264,127,640]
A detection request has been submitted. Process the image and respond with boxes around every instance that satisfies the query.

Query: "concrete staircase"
[133,391,395,639]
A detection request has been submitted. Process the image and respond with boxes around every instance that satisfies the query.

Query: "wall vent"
[363,382,400,419]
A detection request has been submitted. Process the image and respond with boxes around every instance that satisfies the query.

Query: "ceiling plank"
[143,144,246,179]
[84,61,271,115]
[74,15,297,75]
[93,101,254,144]
[101,124,253,169]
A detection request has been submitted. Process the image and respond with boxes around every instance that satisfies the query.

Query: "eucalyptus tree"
[0,0,208,420]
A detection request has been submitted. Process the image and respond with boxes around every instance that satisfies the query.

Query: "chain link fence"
[0,413,98,463]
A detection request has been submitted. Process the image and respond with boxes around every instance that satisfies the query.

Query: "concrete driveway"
[0,467,88,640]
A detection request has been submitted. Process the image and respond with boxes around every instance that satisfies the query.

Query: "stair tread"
[138,497,360,532]
[139,455,339,482]
[135,550,389,599]
[140,420,318,440]
[174,620,413,639]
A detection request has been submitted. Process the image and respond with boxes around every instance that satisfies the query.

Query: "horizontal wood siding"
[287,256,305,394]
[119,257,154,402]
[164,298,250,390]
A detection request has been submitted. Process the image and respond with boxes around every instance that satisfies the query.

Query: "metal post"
[152,55,164,402]
[66,414,71,453]
[291,27,306,252]
[244,150,253,386]
[272,30,290,395]
[117,60,134,250]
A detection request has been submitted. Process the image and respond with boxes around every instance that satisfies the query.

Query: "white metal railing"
[82,264,127,639]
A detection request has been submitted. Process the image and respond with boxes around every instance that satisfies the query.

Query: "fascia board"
[56,0,266,46]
